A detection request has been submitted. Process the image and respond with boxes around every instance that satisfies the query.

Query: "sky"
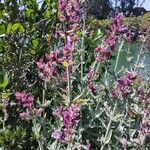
[111,0,150,10]
[143,0,150,10]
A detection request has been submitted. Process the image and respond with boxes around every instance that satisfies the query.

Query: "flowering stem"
[100,102,117,150]
[114,40,124,73]
[81,18,86,88]
[67,66,71,105]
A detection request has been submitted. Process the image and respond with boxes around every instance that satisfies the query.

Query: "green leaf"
[45,10,51,18]
[0,104,4,110]
[0,80,9,89]
[2,92,12,99]
[105,130,112,144]
[26,9,34,18]
[12,23,21,31]
[0,72,9,89]
[0,42,5,52]
[47,141,60,150]
[0,24,5,34]
[30,49,36,55]
[74,99,89,105]
[7,23,12,33]
[12,23,24,32]
[19,24,25,32]
[32,39,39,48]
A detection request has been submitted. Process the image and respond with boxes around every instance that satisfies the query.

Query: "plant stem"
[81,18,86,89]
[134,44,144,72]
[114,40,124,73]
[100,102,117,150]
[33,120,43,150]
[134,33,148,72]
[38,140,44,150]
[67,66,71,105]
[42,82,46,106]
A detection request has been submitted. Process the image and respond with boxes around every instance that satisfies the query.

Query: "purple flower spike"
[53,104,81,143]
[111,72,137,99]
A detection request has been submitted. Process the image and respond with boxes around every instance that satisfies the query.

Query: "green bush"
[88,13,150,31]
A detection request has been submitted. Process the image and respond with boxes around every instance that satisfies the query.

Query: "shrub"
[88,12,150,31]
[1,1,150,150]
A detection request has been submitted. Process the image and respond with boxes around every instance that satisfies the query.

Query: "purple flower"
[111,72,137,99]
[87,68,97,79]
[53,129,65,141]
[120,138,128,149]
[15,92,44,120]
[140,120,150,136]
[20,112,30,120]
[35,108,43,117]
[53,104,80,143]
[58,0,67,11]
[137,88,149,104]
[95,46,113,63]
[15,92,34,108]
[87,68,97,95]
[112,13,127,34]
[36,51,60,81]
[94,13,128,64]
[105,33,117,50]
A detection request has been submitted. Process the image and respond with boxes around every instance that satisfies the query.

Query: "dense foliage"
[88,12,150,32]
[0,0,150,150]
[83,0,147,19]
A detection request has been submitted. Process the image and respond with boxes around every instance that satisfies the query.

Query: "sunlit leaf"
[74,99,89,105]
[12,23,24,32]
[0,24,5,34]
[7,23,12,33]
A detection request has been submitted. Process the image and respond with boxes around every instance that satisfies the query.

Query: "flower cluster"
[37,0,81,81]
[87,68,97,95]
[95,46,113,63]
[135,119,150,146]
[53,104,80,143]
[76,140,91,150]
[15,92,43,120]
[140,120,150,136]
[36,51,60,81]
[57,0,81,66]
[137,88,150,104]
[134,85,150,146]
[58,0,80,24]
[15,92,34,108]
[111,13,127,34]
[146,34,150,50]
[111,72,137,99]
[95,13,126,63]
[120,138,128,149]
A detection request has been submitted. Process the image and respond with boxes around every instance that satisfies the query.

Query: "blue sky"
[111,0,150,10]
[143,0,150,10]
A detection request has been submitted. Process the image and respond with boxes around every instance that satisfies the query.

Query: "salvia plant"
[0,0,150,150]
